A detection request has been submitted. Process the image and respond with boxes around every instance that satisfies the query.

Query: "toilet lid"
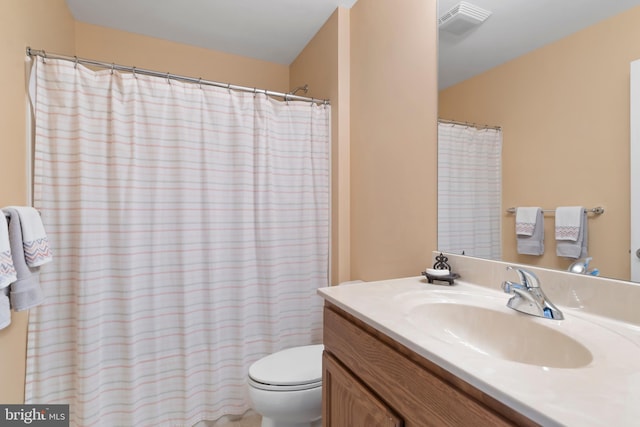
[249,344,324,387]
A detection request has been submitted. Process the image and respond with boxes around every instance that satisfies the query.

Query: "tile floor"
[195,412,261,427]
[218,414,261,427]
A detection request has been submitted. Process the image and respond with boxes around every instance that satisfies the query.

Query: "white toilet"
[247,344,324,427]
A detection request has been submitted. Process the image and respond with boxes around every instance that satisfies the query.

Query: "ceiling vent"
[439,1,492,35]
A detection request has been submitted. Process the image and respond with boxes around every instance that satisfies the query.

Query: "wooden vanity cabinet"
[322,304,538,427]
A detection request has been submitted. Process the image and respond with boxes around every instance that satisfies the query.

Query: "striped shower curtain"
[26,58,330,426]
[438,122,502,260]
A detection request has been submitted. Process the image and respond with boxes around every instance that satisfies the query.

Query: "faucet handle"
[501,280,519,294]
[506,266,540,289]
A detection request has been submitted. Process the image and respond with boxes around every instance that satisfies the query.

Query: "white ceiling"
[438,0,640,89]
[65,1,640,89]
[65,0,358,65]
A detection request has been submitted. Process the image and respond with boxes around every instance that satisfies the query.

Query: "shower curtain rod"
[26,47,329,105]
[438,118,501,131]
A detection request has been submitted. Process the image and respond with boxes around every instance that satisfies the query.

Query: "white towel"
[3,208,47,311]
[555,206,582,241]
[515,207,539,236]
[516,207,544,255]
[0,286,10,330]
[0,216,17,289]
[556,206,588,259]
[3,206,52,267]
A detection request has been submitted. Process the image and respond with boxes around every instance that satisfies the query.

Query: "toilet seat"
[248,344,324,392]
[248,376,322,392]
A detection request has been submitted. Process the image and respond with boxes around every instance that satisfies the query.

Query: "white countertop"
[318,277,640,427]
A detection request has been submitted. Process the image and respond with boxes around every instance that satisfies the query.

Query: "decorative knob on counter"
[433,253,451,271]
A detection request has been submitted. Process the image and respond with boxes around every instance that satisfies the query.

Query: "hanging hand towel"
[556,206,588,259]
[0,286,10,330]
[3,208,46,311]
[0,216,17,289]
[4,206,52,267]
[516,207,544,255]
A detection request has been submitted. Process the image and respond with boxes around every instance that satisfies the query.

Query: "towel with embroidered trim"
[2,207,47,311]
[3,206,52,267]
[556,206,588,259]
[0,215,17,289]
[515,207,544,255]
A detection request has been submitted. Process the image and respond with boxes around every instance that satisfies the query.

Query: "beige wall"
[75,22,289,92]
[350,0,439,281]
[439,6,640,280]
[0,0,76,404]
[291,0,441,283]
[290,8,351,285]
[351,0,437,280]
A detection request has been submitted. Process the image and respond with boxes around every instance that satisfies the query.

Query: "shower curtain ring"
[166,72,171,84]
[227,83,231,93]
[73,56,79,69]
[132,67,137,79]
[198,78,202,89]
[42,50,47,64]
[111,63,115,75]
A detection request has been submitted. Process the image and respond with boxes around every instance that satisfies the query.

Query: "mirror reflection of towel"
[516,207,544,255]
[556,207,587,259]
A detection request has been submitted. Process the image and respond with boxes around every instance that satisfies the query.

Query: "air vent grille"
[439,1,492,35]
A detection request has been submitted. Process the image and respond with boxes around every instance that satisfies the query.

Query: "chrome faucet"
[501,266,564,320]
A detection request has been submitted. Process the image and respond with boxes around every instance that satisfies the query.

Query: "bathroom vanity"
[322,303,534,426]
[318,254,640,426]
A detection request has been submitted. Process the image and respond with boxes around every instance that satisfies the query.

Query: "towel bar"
[506,207,605,215]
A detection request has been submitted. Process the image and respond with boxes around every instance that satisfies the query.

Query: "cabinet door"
[323,352,403,427]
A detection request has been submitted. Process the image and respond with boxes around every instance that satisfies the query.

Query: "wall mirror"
[437,0,640,282]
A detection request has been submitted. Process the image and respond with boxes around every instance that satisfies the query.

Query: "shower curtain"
[438,122,502,260]
[26,58,330,426]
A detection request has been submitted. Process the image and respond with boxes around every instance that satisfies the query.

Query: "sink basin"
[408,302,593,369]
